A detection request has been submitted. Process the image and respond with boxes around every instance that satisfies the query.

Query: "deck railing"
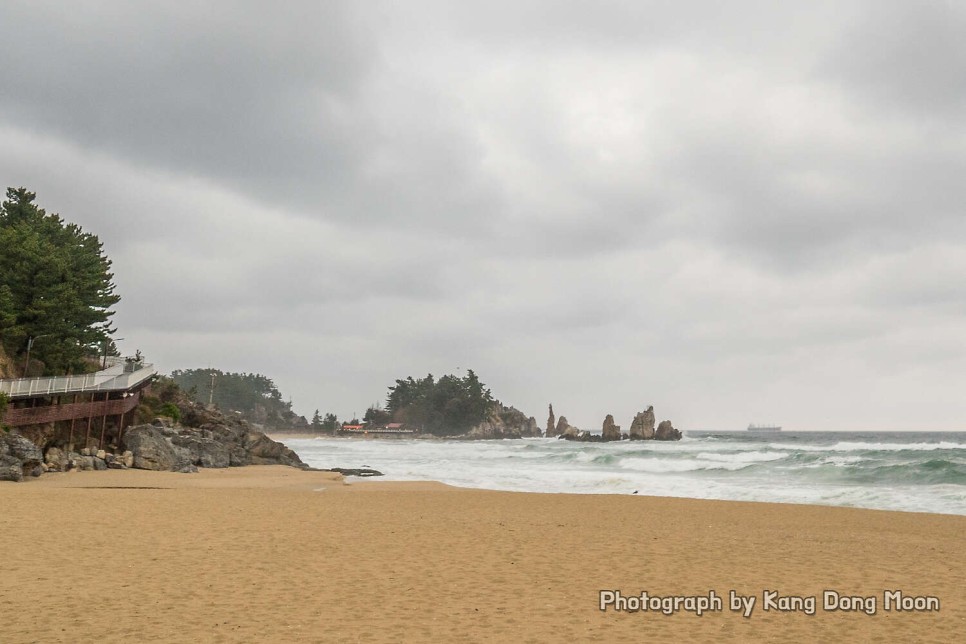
[0,363,156,399]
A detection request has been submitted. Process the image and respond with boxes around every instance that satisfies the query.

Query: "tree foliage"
[386,370,493,436]
[321,412,339,431]
[363,404,392,426]
[309,410,340,433]
[0,188,120,374]
[170,368,290,416]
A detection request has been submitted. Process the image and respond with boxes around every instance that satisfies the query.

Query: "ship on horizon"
[747,424,782,432]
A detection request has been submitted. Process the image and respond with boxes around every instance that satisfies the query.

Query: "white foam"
[281,436,966,515]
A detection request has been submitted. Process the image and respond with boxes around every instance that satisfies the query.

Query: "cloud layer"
[2,1,964,429]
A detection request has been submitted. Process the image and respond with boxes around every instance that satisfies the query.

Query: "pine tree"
[0,187,120,373]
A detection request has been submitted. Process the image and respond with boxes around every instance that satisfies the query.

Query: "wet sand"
[2,466,963,642]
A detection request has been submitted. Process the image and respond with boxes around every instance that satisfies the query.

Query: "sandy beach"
[2,466,963,643]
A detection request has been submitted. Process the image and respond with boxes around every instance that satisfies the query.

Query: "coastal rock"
[228,444,252,467]
[92,457,107,471]
[655,420,682,441]
[555,416,579,440]
[464,405,540,439]
[0,433,44,478]
[601,415,621,441]
[327,468,384,477]
[546,404,556,438]
[244,432,303,467]
[122,407,307,472]
[123,425,193,471]
[0,454,24,482]
[527,416,540,437]
[172,435,231,469]
[629,406,656,440]
[45,446,68,472]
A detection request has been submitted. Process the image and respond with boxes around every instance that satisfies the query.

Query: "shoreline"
[3,466,964,642]
[271,433,966,518]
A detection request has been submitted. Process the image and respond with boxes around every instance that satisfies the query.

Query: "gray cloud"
[2,1,964,429]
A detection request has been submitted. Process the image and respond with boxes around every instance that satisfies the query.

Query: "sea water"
[281,431,966,516]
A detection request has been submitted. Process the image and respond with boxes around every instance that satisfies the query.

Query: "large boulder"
[171,435,231,469]
[601,415,621,441]
[45,446,68,472]
[629,406,656,440]
[0,454,24,482]
[244,432,304,467]
[123,425,193,471]
[655,420,683,441]
[0,432,44,478]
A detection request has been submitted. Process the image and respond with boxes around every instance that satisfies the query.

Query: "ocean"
[281,431,966,516]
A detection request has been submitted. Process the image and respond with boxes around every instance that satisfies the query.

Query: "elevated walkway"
[0,358,156,399]
[0,357,158,443]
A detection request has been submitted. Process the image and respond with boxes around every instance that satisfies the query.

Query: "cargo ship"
[747,424,782,433]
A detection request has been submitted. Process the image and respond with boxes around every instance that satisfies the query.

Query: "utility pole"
[23,334,51,376]
[102,337,125,369]
[208,371,217,408]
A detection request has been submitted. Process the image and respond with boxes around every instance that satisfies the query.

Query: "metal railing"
[0,362,157,399]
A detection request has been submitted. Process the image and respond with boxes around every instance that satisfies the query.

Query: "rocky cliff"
[0,401,306,481]
[461,403,540,439]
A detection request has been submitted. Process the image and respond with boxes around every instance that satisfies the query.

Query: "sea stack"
[546,404,556,438]
[655,420,682,441]
[601,414,621,441]
[555,416,578,439]
[629,406,656,440]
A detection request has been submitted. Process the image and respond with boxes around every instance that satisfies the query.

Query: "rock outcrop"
[0,432,44,481]
[462,404,540,439]
[0,397,320,482]
[121,408,305,472]
[555,406,682,442]
[629,406,656,440]
[555,416,579,439]
[546,404,556,438]
[655,420,682,441]
[601,415,621,441]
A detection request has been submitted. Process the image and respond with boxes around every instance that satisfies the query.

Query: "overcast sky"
[2,1,964,430]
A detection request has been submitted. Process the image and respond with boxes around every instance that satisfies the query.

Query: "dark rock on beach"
[326,468,384,477]
[0,432,44,481]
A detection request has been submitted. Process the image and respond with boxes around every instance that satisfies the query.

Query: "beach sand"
[2,466,963,643]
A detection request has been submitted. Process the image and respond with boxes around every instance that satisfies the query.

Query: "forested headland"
[170,368,309,431]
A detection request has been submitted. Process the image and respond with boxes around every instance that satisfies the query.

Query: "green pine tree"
[0,187,120,374]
